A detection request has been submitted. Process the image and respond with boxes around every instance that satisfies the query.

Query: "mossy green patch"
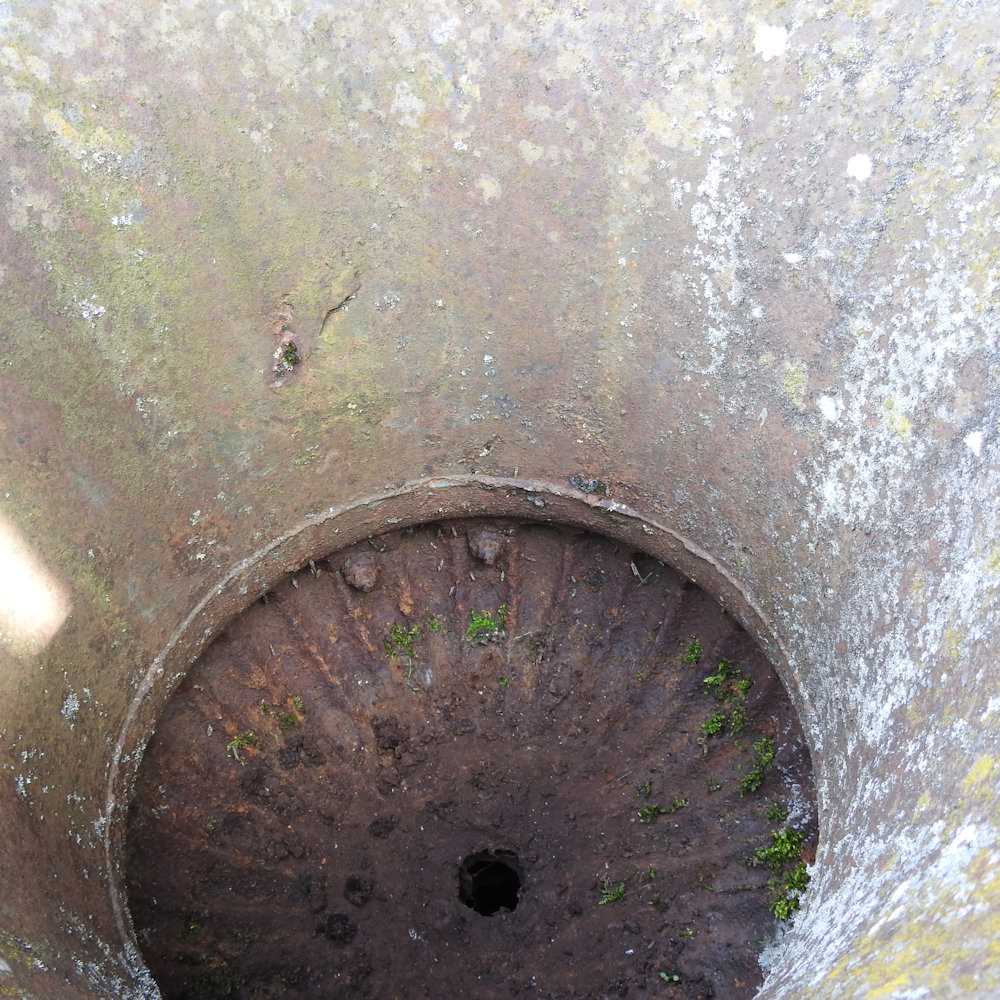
[740,737,776,795]
[465,604,509,643]
[750,827,810,921]
[226,730,258,764]
[766,801,789,823]
[638,797,687,823]
[701,659,752,737]
[701,712,727,737]
[682,637,702,663]
[385,623,422,659]
[597,879,626,905]
[751,827,805,871]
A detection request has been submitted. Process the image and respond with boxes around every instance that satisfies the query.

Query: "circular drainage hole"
[459,849,522,915]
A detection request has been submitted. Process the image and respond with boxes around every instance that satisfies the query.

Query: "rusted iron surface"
[127,520,815,999]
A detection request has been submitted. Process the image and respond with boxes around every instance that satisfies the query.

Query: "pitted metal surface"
[126,518,816,999]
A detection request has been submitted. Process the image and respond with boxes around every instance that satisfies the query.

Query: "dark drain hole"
[459,849,521,916]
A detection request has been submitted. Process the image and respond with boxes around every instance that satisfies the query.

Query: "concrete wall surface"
[0,1,997,997]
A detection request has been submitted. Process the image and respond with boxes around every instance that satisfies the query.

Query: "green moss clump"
[740,736,776,795]
[771,863,810,920]
[753,737,776,767]
[280,341,301,368]
[700,659,753,738]
[638,804,667,823]
[682,638,703,663]
[260,697,304,730]
[703,659,752,701]
[598,879,626,905]
[750,827,805,870]
[701,712,727,737]
[226,730,258,764]
[750,827,810,921]
[385,623,422,659]
[728,703,747,735]
[276,711,298,731]
[766,801,789,823]
[638,796,686,823]
[465,604,509,643]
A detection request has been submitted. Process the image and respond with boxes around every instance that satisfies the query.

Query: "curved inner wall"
[0,3,997,998]
[125,518,816,999]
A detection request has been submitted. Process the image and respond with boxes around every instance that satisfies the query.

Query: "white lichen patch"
[963,430,984,457]
[817,395,843,422]
[390,80,426,128]
[685,113,760,373]
[61,690,80,726]
[517,138,544,164]
[475,175,502,203]
[76,297,106,321]
[845,153,873,182]
[752,22,788,63]
[883,399,913,439]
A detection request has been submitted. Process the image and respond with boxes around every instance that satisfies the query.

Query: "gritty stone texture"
[0,1,996,998]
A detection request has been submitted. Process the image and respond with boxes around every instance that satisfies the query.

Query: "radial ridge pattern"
[126,519,817,1000]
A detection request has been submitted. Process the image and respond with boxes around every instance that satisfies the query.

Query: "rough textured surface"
[126,519,816,999]
[0,1,997,998]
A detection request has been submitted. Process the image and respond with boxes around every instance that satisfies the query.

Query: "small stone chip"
[467,527,504,566]
[341,553,379,592]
